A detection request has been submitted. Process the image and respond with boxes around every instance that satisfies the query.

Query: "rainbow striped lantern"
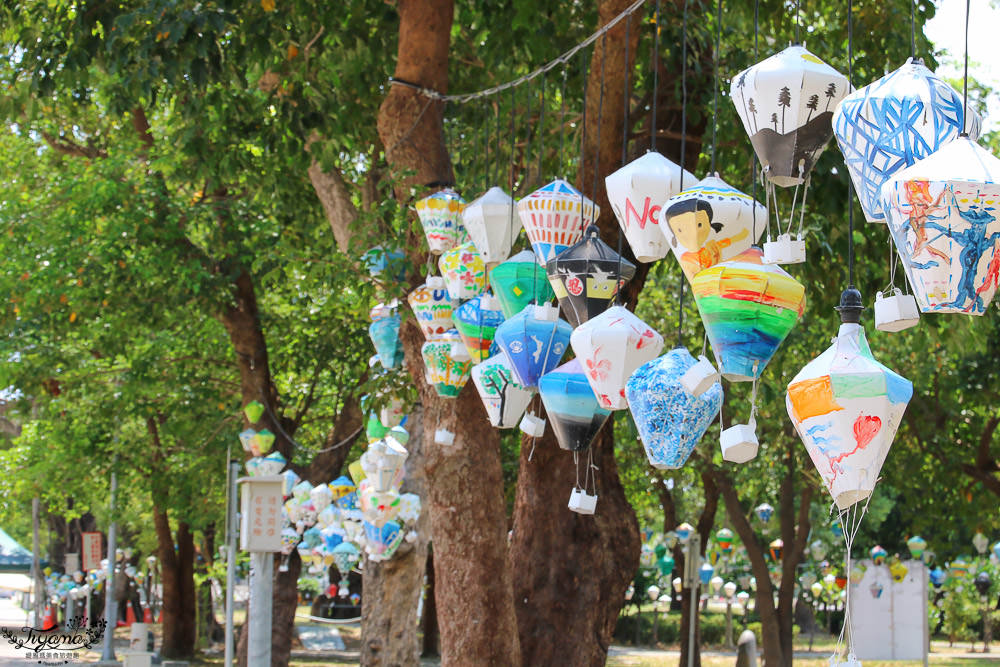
[420,330,473,398]
[880,136,1000,315]
[492,303,572,388]
[716,528,734,555]
[517,179,598,264]
[786,290,912,510]
[949,558,970,579]
[368,301,404,369]
[571,306,664,410]
[833,57,982,222]
[470,354,534,428]
[660,174,766,283]
[871,545,888,566]
[488,249,555,319]
[625,347,723,470]
[547,225,636,328]
[692,247,805,381]
[407,277,454,339]
[415,188,467,254]
[538,359,612,451]
[462,186,518,265]
[906,536,927,560]
[439,242,487,302]
[605,151,696,262]
[453,293,505,363]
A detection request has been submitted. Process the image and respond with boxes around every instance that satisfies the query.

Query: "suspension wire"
[524,74,532,188]
[710,0,722,174]
[580,46,591,229]
[591,34,607,225]
[962,0,970,136]
[795,0,802,44]
[484,99,490,192]
[751,0,760,243]
[910,0,916,58]
[559,65,569,179]
[847,0,855,288]
[651,0,661,150]
[538,72,546,185]
[677,0,690,346]
[388,0,649,104]
[494,91,502,186]
[510,85,517,194]
[617,14,631,304]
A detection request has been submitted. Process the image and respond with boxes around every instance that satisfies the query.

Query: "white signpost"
[239,475,284,667]
[849,559,928,664]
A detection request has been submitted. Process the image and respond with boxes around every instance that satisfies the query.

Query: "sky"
[924,0,1000,132]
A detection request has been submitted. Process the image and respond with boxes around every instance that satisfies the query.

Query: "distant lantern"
[368,302,404,370]
[452,293,505,364]
[660,175,766,283]
[692,247,805,381]
[471,354,534,429]
[488,249,555,319]
[546,225,636,328]
[420,330,473,398]
[605,151,697,262]
[889,561,909,583]
[869,581,884,599]
[538,359,612,452]
[755,503,774,523]
[769,539,784,562]
[832,57,982,222]
[949,558,970,579]
[716,528,735,554]
[880,136,1000,315]
[408,277,455,339]
[730,45,849,187]
[973,532,989,555]
[809,540,827,561]
[492,304,572,388]
[871,545,888,565]
[439,242,487,302]
[570,306,664,410]
[415,188,467,254]
[361,246,405,279]
[363,439,408,494]
[906,536,927,560]
[462,186,518,266]
[625,348,723,469]
[243,400,265,424]
[787,290,912,510]
[517,179,598,264]
[699,563,715,586]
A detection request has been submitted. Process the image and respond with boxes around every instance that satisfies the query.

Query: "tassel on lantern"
[538,359,612,452]
[517,179,598,264]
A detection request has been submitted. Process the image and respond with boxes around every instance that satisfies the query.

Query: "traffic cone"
[125,604,136,626]
[143,606,152,623]
[41,605,56,631]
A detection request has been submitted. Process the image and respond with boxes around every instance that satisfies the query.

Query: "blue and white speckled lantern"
[625,348,723,469]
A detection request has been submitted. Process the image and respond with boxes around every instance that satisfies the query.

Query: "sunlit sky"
[925,0,1000,132]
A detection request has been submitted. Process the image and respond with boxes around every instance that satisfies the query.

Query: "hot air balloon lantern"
[675,523,695,543]
[462,186,518,266]
[453,293,505,363]
[492,304,572,388]
[488,249,555,319]
[833,57,982,223]
[810,581,824,598]
[368,301,405,370]
[364,439,408,494]
[870,545,888,565]
[869,580,884,598]
[949,558,970,579]
[439,242,487,302]
[993,542,1000,561]
[244,400,265,424]
[415,188,467,254]
[906,536,927,560]
[605,151,697,262]
[421,330,473,398]
[716,528,735,555]
[332,542,360,597]
[786,289,912,510]
[755,503,774,523]
[699,563,715,586]
[470,354,535,429]
[660,175,767,282]
[769,539,784,562]
[408,277,455,339]
[538,359,612,452]
[889,560,909,582]
[880,136,1000,315]
[973,532,990,555]
[517,179,598,264]
[692,247,805,382]
[809,540,827,561]
[571,306,664,410]
[546,225,636,328]
[625,347,723,469]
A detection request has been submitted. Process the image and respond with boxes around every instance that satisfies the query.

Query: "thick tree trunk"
[361,403,429,667]
[153,510,197,659]
[421,551,439,657]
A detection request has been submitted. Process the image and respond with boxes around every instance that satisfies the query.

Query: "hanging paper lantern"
[361,246,405,279]
[310,484,333,513]
[949,558,970,579]
[675,522,694,543]
[605,151,697,262]
[810,581,824,598]
[660,175,767,282]
[831,520,843,538]
[421,330,473,398]
[640,544,657,570]
[801,572,818,590]
[906,536,927,560]
[238,428,256,453]
[282,469,301,498]
[993,542,1000,561]
[881,137,1000,314]
[408,277,454,339]
[363,519,405,560]
[849,564,866,585]
[870,545,888,565]
[488,249,555,319]
[244,400,265,424]
[251,430,275,457]
[453,293,505,363]
[625,348,723,469]
[699,563,715,586]
[692,247,805,381]
[658,555,676,577]
[366,412,389,443]
[755,503,774,523]
[538,359,612,451]
[546,225,636,328]
[332,542,360,597]
[973,531,989,555]
[809,539,827,561]
[462,186,519,265]
[730,45,849,186]
[869,581,884,598]
[710,575,725,594]
[364,439,408,493]
[330,476,356,501]
[889,560,909,582]
[716,528,734,555]
[832,57,982,222]
[368,309,404,369]
[570,306,664,410]
[415,188,467,254]
[470,354,534,429]
[492,304,572,388]
[259,452,287,476]
[439,242,487,301]
[517,179,598,264]
[786,296,912,510]
[769,538,784,562]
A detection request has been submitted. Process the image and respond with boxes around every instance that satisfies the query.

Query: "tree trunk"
[361,403,429,667]
[421,550,439,658]
[154,509,197,659]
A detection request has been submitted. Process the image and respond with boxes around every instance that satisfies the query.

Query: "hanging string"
[847,0,856,288]
[524,76,532,188]
[510,86,517,195]
[616,15,631,304]
[651,0,661,151]
[910,0,916,59]
[559,65,569,179]
[795,0,802,44]
[579,46,591,229]
[591,35,607,225]
[494,91,502,186]
[482,104,490,193]
[677,0,690,346]
[751,0,760,244]
[961,0,970,136]
[710,0,722,174]
[538,72,546,186]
